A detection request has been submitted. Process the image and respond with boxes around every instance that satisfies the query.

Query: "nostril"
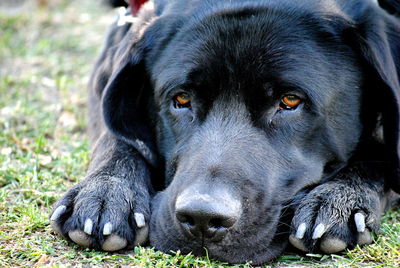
[209,218,221,228]
[209,218,223,229]
[176,213,195,226]
[210,216,236,229]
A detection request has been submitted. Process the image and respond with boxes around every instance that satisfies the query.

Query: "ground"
[0,0,399,267]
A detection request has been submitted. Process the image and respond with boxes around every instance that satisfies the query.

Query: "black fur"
[51,0,400,264]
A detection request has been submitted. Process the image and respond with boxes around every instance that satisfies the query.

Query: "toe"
[50,221,63,236]
[289,234,308,252]
[50,205,67,235]
[69,229,91,248]
[320,236,347,253]
[357,231,373,245]
[134,225,149,245]
[102,234,127,251]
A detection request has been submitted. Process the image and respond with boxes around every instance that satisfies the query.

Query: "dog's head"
[101,0,400,264]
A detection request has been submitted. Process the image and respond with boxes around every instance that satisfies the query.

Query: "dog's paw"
[50,176,149,251]
[289,180,382,253]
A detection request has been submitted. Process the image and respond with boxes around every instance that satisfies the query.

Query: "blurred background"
[0,0,114,140]
[0,0,119,266]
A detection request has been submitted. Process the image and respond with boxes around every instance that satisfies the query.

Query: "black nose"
[175,193,240,241]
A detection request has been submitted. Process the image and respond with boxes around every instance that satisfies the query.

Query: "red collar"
[129,0,148,15]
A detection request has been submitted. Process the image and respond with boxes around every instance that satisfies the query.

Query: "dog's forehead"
[151,7,360,105]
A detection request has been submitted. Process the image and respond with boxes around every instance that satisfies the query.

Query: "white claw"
[50,205,66,221]
[84,218,93,235]
[295,223,307,239]
[354,213,366,233]
[103,222,113,236]
[312,223,326,239]
[134,213,146,228]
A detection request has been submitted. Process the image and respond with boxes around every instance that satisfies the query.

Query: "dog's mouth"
[149,190,291,264]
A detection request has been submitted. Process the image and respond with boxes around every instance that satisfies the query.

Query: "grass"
[0,0,399,267]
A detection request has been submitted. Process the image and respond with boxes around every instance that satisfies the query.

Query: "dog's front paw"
[289,179,382,254]
[50,175,149,251]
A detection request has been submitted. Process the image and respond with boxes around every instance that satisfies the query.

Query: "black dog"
[50,0,400,264]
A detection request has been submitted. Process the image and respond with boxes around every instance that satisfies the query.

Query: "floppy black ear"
[101,45,158,167]
[348,3,400,192]
[378,0,400,16]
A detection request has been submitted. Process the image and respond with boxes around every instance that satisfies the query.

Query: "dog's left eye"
[174,93,191,109]
[280,95,302,110]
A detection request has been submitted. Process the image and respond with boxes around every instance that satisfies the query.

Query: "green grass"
[0,0,399,267]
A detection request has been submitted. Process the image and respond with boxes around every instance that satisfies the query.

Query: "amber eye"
[174,93,191,109]
[280,95,302,110]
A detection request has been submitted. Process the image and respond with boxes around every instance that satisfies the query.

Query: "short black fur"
[51,0,400,264]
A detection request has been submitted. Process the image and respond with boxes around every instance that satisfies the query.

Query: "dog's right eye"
[174,93,191,109]
[279,95,302,110]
